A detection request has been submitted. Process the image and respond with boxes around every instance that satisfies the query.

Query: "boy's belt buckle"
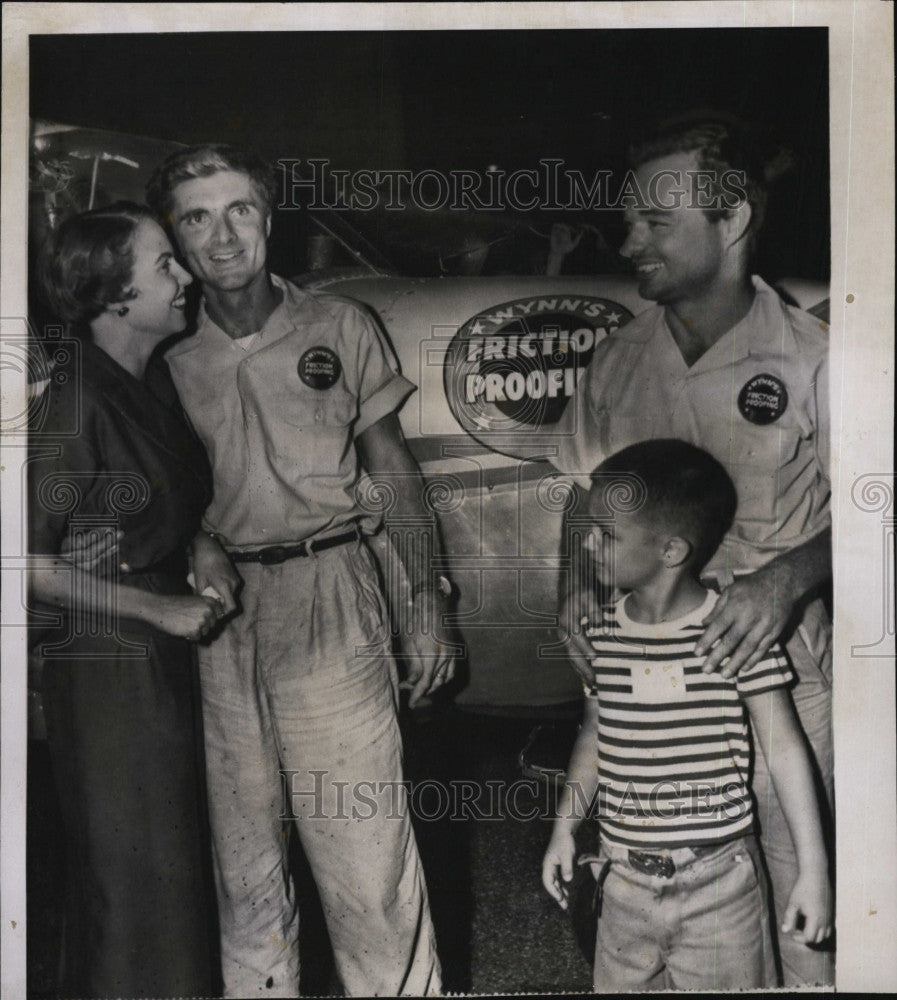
[628,849,676,879]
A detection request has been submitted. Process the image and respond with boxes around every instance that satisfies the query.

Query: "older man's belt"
[227,526,360,565]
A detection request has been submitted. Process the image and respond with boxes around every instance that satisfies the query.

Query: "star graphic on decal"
[605,311,622,325]
[468,320,486,335]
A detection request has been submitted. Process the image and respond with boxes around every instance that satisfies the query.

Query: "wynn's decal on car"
[444,296,632,458]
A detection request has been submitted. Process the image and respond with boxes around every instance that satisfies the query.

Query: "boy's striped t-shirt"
[583,589,794,850]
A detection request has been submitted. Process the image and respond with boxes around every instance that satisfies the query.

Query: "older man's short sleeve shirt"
[166,275,415,548]
[551,277,830,577]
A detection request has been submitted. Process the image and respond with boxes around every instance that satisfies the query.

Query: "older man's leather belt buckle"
[229,526,359,565]
[628,849,676,879]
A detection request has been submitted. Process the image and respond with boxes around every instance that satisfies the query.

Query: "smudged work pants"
[198,540,441,997]
[752,596,835,987]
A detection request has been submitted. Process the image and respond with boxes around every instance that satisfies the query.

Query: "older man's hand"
[696,566,794,677]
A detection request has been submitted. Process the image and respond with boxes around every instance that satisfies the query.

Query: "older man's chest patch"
[737,373,789,425]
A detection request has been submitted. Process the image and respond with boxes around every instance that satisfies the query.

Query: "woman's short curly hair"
[37,202,154,326]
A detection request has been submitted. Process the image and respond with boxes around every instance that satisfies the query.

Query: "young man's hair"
[590,438,738,572]
[629,112,775,252]
[145,144,277,222]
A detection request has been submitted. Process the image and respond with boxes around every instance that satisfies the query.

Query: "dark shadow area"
[26,740,65,1000]
[401,704,591,995]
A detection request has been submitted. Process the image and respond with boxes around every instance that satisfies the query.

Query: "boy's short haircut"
[590,439,738,572]
[145,144,277,222]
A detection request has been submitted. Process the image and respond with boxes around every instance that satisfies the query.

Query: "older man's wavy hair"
[629,112,794,253]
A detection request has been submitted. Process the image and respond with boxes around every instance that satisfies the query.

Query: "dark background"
[29,28,830,280]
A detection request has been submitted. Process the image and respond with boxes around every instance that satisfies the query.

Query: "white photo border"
[2,2,894,994]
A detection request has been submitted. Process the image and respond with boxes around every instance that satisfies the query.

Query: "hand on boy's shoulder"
[696,572,792,678]
[556,627,596,689]
[556,592,598,688]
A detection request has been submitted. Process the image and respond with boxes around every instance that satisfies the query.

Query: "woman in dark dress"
[28,203,232,998]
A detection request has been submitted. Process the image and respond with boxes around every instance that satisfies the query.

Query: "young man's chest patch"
[298,347,342,389]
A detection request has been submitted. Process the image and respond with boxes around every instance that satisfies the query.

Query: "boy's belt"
[227,525,361,565]
[627,839,738,879]
[628,849,679,879]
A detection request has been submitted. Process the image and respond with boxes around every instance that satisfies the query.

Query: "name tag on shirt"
[630,660,688,703]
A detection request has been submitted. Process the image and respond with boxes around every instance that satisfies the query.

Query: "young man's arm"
[189,529,242,615]
[541,695,601,910]
[58,521,242,617]
[356,412,455,707]
[745,685,833,944]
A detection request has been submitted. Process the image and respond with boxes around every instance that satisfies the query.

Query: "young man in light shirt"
[147,145,451,998]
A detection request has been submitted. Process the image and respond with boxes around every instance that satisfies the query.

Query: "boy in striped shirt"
[541,439,831,990]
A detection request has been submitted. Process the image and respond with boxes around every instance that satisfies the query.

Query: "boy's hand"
[782,871,833,945]
[542,827,577,910]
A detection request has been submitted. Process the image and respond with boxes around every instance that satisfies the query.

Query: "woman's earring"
[117,306,129,317]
